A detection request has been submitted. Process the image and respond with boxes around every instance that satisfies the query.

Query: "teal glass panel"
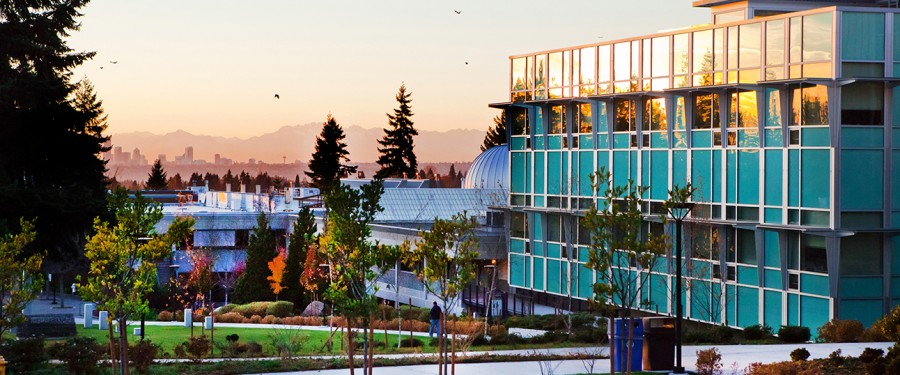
[533,196,545,207]
[578,264,594,298]
[532,241,545,257]
[548,135,563,149]
[579,151,594,196]
[764,269,782,289]
[511,152,525,193]
[548,152,561,195]
[691,280,712,321]
[580,134,594,149]
[842,127,884,148]
[533,212,544,243]
[561,262,569,296]
[726,284,737,325]
[764,149,783,206]
[547,243,561,258]
[737,286,760,328]
[613,151,630,188]
[630,151,638,186]
[788,149,800,206]
[614,134,630,148]
[711,282,723,324]
[801,128,829,147]
[842,12,885,61]
[510,239,526,254]
[651,151,669,199]
[841,149,883,210]
[800,273,829,296]
[800,295,830,334]
[713,150,723,203]
[764,290,782,329]
[800,150,828,208]
[727,150,737,204]
[511,137,527,150]
[534,152,545,194]
[893,130,900,147]
[788,293,799,326]
[839,277,883,299]
[578,247,590,263]
[692,150,713,201]
[839,299,882,327]
[894,151,900,210]
[547,259,561,294]
[525,153,532,193]
[693,131,712,147]
[642,150,651,194]
[764,208,782,224]
[673,150,688,189]
[534,107,544,134]
[895,15,900,61]
[510,254,525,287]
[673,131,688,148]
[534,136,545,150]
[597,102,609,132]
[765,129,783,147]
[739,129,760,148]
[765,88,782,128]
[534,257,545,291]
[562,151,569,193]
[738,150,760,205]
[893,277,900,297]
[764,230,781,268]
[651,132,668,148]
[649,274,669,314]
[525,256,531,288]
[597,134,609,149]
[738,266,759,286]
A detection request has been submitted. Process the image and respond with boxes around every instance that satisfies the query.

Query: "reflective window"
[674,95,687,131]
[549,52,563,88]
[714,28,725,71]
[643,39,652,79]
[766,20,785,66]
[800,235,826,273]
[645,97,667,131]
[599,45,611,83]
[789,17,801,63]
[694,30,713,73]
[790,84,828,126]
[728,26,738,70]
[803,13,833,62]
[511,107,529,135]
[614,42,631,81]
[674,34,690,75]
[511,212,528,238]
[737,229,756,264]
[715,10,744,24]
[615,99,637,132]
[841,82,884,126]
[578,103,592,133]
[549,105,566,134]
[535,54,547,90]
[694,94,720,129]
[730,91,758,128]
[580,47,595,85]
[512,58,527,91]
[632,40,640,82]
[739,23,761,68]
[765,88,781,128]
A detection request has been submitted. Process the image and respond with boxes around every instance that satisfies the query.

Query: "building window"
[235,229,249,248]
[511,107,529,136]
[547,213,562,243]
[511,212,528,239]
[579,47,596,96]
[577,103,592,134]
[800,235,827,273]
[736,229,756,264]
[840,233,883,275]
[644,97,667,131]
[841,82,884,126]
[694,93,720,129]
[550,105,566,134]
[790,84,828,126]
[615,99,637,132]
[729,90,758,128]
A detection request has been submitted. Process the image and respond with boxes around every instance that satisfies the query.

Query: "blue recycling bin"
[612,318,644,372]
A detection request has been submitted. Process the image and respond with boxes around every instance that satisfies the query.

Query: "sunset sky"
[67,1,708,138]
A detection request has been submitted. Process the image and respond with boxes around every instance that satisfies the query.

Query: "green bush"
[818,319,865,343]
[129,339,160,375]
[528,331,568,344]
[268,328,309,359]
[399,338,423,347]
[398,306,430,322]
[742,324,774,340]
[218,304,238,314]
[175,335,211,362]
[684,324,735,344]
[265,301,294,318]
[49,336,102,375]
[1,337,47,373]
[233,302,271,317]
[861,347,885,364]
[778,325,811,343]
[790,347,810,361]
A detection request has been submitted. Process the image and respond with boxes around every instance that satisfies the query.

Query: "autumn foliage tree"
[267,249,287,300]
[0,218,44,338]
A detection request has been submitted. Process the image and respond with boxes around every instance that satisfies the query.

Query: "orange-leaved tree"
[268,249,287,300]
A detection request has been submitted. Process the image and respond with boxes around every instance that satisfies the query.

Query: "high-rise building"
[494,0,900,332]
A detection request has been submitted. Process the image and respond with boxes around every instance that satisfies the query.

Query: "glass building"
[491,0,900,333]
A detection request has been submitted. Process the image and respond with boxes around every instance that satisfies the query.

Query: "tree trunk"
[451,331,456,375]
[609,316,616,375]
[369,323,375,375]
[347,322,355,375]
[626,315,634,375]
[437,313,444,375]
[119,317,130,375]
[108,318,117,375]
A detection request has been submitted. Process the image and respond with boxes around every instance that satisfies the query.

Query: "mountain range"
[110,123,487,164]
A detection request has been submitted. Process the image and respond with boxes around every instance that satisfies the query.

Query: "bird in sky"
[110,61,118,64]
[274,94,280,99]
[465,62,468,65]
[100,67,104,69]
[454,10,461,14]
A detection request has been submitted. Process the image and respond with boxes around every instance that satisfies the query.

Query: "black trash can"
[642,317,676,371]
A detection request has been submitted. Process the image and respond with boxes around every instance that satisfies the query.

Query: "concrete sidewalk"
[249,342,894,375]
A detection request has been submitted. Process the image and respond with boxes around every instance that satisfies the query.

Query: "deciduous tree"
[267,249,287,300]
[0,218,44,338]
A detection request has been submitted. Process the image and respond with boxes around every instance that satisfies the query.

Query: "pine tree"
[375,84,418,179]
[481,111,507,151]
[0,3,109,268]
[233,213,277,303]
[167,173,184,190]
[146,160,168,190]
[282,206,317,307]
[306,115,356,191]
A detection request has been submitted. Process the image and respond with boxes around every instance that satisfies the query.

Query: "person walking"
[429,301,441,337]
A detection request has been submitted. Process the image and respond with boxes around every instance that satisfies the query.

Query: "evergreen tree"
[306,115,356,191]
[481,111,507,151]
[375,84,418,179]
[0,3,109,268]
[146,159,168,190]
[282,206,316,307]
[167,173,184,190]
[233,213,277,303]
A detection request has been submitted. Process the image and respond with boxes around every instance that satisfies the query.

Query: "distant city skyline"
[67,1,708,138]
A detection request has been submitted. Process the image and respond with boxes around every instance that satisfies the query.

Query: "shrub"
[860,347,885,364]
[399,338,423,347]
[742,324,774,340]
[217,304,238,314]
[216,312,245,323]
[573,328,604,343]
[49,336,102,375]
[233,302,271,318]
[174,309,184,322]
[261,315,278,324]
[778,325,811,343]
[246,341,263,356]
[790,347,810,362]
[1,337,47,373]
[266,301,294,318]
[249,314,263,324]
[488,333,524,345]
[863,320,890,342]
[129,340,160,375]
[818,319,865,343]
[695,347,723,375]
[175,335,211,362]
[880,305,900,342]
[529,331,568,344]
[157,310,174,321]
[268,329,309,359]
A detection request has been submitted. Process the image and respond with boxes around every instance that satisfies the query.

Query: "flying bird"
[110,61,118,64]
[274,94,280,99]
[465,62,469,65]
[454,10,461,14]
[100,67,104,69]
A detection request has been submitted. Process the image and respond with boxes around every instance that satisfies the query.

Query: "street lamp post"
[49,273,57,305]
[483,260,497,336]
[666,202,694,375]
